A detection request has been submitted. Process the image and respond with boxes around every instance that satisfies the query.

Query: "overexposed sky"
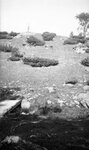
[0,0,89,36]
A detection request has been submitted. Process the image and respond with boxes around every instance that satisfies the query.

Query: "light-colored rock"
[78,92,89,100]
[83,85,89,91]
[45,85,57,93]
[73,95,77,100]
[21,99,31,114]
[77,92,89,108]
[75,47,85,54]
[47,100,52,104]
[57,99,64,106]
[74,100,80,105]
[2,136,20,144]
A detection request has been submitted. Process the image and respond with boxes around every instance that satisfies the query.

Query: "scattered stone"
[45,84,57,93]
[57,99,64,107]
[73,95,77,100]
[74,100,80,105]
[73,43,88,54]
[75,47,85,54]
[77,92,89,99]
[83,85,89,91]
[47,100,52,104]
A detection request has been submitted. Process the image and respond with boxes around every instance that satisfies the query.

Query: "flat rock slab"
[0,99,20,118]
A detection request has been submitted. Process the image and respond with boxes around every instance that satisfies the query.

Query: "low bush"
[63,38,78,45]
[11,48,23,58]
[63,37,86,45]
[27,36,45,46]
[9,32,19,37]
[72,35,84,39]
[7,47,23,61]
[0,32,12,39]
[0,31,8,34]
[0,44,13,52]
[42,32,56,41]
[23,57,59,67]
[9,56,21,61]
[81,57,89,67]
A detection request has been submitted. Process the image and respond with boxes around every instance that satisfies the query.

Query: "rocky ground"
[0,33,89,119]
[1,33,89,149]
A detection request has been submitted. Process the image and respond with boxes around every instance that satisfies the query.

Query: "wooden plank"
[0,99,21,118]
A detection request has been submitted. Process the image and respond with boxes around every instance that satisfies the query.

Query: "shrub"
[23,57,59,67]
[42,32,56,41]
[9,56,21,61]
[11,48,23,58]
[8,47,23,61]
[0,31,8,35]
[9,32,18,37]
[0,32,12,39]
[81,57,89,66]
[63,38,78,45]
[0,44,13,52]
[0,34,8,39]
[27,36,45,46]
[63,37,86,45]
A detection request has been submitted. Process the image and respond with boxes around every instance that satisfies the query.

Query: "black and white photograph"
[0,0,89,149]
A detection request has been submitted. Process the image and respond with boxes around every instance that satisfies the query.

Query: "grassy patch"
[27,36,45,46]
[81,57,89,67]
[23,57,59,67]
[42,32,56,41]
[0,45,13,52]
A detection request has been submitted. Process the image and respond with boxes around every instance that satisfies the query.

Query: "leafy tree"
[76,12,89,38]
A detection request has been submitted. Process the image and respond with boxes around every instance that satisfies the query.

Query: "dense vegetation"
[23,57,59,67]
[63,36,86,45]
[27,36,45,46]
[42,32,56,41]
